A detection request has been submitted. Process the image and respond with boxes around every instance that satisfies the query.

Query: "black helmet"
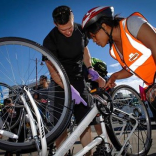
[82,6,114,30]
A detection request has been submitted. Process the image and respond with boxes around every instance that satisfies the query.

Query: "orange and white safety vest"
[110,12,156,85]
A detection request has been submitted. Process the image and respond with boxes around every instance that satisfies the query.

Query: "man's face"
[39,78,44,85]
[57,18,74,37]
[5,102,15,114]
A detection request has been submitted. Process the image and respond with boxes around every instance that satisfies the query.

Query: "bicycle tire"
[0,82,23,130]
[106,85,152,156]
[0,37,72,153]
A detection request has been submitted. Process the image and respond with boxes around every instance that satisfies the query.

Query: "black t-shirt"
[43,23,88,80]
[38,88,49,101]
[34,85,49,103]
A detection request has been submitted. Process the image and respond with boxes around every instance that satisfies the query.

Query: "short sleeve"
[43,30,58,57]
[127,15,147,38]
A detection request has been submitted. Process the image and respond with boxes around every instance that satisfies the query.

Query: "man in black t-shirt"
[43,5,106,156]
[34,75,49,116]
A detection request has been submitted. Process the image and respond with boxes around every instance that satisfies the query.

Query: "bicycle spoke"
[107,85,152,156]
[0,37,72,153]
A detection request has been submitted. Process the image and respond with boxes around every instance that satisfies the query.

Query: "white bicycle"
[0,37,152,156]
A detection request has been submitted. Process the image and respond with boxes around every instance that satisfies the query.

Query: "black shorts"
[53,78,99,125]
[73,103,90,124]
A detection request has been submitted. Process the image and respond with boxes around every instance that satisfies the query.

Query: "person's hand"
[71,85,87,106]
[96,76,106,88]
[104,76,116,88]
[88,68,99,81]
[40,99,48,103]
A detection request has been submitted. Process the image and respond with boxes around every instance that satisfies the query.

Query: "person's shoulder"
[74,23,82,31]
[75,23,81,27]
[127,12,147,23]
[37,85,42,90]
[43,27,58,44]
[44,27,57,38]
[126,13,147,38]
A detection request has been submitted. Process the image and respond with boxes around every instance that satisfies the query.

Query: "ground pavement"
[0,125,156,156]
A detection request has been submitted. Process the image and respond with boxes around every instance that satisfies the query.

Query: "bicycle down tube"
[55,104,99,156]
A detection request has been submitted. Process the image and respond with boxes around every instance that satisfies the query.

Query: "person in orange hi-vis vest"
[82,6,156,118]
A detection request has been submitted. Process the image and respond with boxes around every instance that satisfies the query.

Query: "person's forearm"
[95,76,106,88]
[83,47,92,68]
[45,61,64,88]
[111,69,133,80]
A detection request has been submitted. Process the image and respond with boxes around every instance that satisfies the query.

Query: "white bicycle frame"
[7,88,138,156]
[20,87,47,156]
[54,95,138,156]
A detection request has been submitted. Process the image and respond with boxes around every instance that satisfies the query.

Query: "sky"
[0,0,156,92]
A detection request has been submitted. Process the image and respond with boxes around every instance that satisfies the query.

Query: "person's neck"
[43,83,48,88]
[113,26,123,54]
[113,26,121,44]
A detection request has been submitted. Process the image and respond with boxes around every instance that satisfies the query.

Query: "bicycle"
[52,84,152,156]
[0,37,72,155]
[0,37,152,156]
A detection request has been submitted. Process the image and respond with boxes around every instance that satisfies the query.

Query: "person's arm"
[95,76,106,88]
[45,60,64,88]
[83,46,92,68]
[83,47,106,87]
[137,23,156,65]
[43,32,64,88]
[105,69,133,88]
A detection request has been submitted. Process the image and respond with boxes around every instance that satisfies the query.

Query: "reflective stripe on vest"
[125,32,151,71]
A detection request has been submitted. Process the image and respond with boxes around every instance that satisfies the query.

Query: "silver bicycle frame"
[20,87,47,156]
[54,95,139,156]
[55,104,99,156]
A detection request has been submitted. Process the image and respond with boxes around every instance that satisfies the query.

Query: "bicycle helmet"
[82,6,114,30]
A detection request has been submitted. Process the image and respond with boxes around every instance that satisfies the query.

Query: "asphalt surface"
[0,124,156,156]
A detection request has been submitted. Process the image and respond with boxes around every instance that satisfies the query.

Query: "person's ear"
[101,23,107,30]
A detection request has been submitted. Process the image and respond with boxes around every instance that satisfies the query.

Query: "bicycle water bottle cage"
[90,88,113,116]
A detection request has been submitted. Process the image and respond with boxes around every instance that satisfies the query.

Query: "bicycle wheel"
[0,82,23,130]
[106,85,152,156]
[0,37,72,153]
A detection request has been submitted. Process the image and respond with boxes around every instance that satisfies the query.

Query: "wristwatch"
[87,66,93,69]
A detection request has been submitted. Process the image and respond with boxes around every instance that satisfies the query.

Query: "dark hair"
[4,98,12,105]
[85,14,124,38]
[40,75,47,80]
[52,5,72,25]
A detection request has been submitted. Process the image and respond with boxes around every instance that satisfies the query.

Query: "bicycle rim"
[0,82,23,130]
[0,37,72,153]
[107,85,152,156]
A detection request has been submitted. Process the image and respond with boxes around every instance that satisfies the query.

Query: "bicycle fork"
[20,87,47,156]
